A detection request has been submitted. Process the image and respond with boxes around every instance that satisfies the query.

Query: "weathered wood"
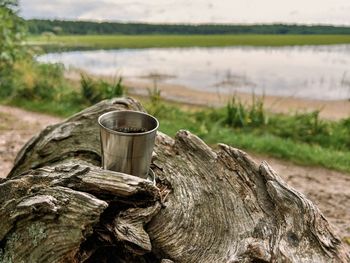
[114,204,162,255]
[0,161,159,263]
[1,97,348,262]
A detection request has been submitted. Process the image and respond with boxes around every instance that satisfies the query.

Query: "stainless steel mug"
[98,110,159,179]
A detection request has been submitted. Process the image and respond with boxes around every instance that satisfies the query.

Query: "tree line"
[27,19,350,35]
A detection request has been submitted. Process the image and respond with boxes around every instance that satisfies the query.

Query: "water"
[114,127,148,133]
[37,45,350,100]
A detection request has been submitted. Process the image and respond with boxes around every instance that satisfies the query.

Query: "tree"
[1,98,348,262]
[0,0,26,70]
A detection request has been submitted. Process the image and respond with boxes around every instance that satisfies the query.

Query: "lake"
[38,45,350,100]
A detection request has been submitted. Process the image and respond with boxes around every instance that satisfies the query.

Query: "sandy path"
[0,104,349,251]
[0,105,61,177]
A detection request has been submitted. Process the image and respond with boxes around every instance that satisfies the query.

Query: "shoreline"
[65,70,350,120]
[124,79,350,120]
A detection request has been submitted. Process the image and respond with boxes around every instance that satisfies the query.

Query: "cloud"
[19,0,350,25]
[20,0,105,20]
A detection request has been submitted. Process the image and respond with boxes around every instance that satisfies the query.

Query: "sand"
[0,105,61,177]
[124,79,350,120]
[64,69,350,120]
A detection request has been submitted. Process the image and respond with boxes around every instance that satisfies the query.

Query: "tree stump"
[1,97,348,262]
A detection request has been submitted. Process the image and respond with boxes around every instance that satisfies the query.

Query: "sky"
[20,0,350,25]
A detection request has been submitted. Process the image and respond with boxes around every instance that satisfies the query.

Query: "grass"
[3,98,80,117]
[28,34,350,50]
[5,90,350,173]
[1,61,350,173]
[145,88,350,173]
[159,116,350,172]
[0,61,125,117]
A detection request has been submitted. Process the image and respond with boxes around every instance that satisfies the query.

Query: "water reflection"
[38,45,350,100]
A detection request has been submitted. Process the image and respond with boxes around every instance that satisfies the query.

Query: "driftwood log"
[1,97,348,263]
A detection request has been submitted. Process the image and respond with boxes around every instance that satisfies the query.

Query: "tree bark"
[1,97,348,262]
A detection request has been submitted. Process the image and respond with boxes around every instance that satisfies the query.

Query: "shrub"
[0,67,16,97]
[225,95,267,128]
[80,74,100,104]
[80,74,125,105]
[107,76,124,98]
[146,86,164,117]
[11,62,65,101]
[0,0,26,69]
[268,111,331,145]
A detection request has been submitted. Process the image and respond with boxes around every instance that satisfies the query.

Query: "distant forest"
[27,19,350,35]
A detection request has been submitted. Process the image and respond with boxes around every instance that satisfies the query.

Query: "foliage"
[0,0,27,98]
[2,68,350,172]
[1,61,125,116]
[145,85,166,117]
[141,91,350,173]
[1,61,350,172]
[268,111,330,144]
[12,62,66,101]
[0,0,26,69]
[27,19,350,35]
[80,74,125,105]
[224,95,267,128]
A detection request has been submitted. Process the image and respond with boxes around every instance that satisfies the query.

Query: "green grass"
[159,117,350,172]
[1,97,81,118]
[2,61,350,174]
[144,92,350,173]
[28,34,350,50]
[0,62,125,117]
[5,92,350,173]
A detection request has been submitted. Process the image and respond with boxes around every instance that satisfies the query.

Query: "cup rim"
[98,110,159,136]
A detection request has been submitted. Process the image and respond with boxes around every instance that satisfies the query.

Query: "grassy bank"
[147,94,350,173]
[154,104,350,173]
[0,62,123,117]
[5,92,350,173]
[28,34,350,50]
[2,62,350,173]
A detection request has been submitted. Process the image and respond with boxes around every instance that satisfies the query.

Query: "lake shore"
[126,79,350,120]
[65,70,350,120]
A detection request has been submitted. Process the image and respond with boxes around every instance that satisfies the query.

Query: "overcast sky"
[20,0,350,25]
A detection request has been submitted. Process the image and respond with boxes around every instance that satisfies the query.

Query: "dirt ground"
[0,105,61,177]
[0,104,349,252]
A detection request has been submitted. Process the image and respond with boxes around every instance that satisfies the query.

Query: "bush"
[0,59,126,118]
[0,67,16,97]
[0,0,26,69]
[80,74,125,105]
[268,111,333,147]
[225,95,267,128]
[10,62,65,101]
[146,86,164,116]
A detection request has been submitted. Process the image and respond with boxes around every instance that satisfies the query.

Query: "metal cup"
[98,110,159,179]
